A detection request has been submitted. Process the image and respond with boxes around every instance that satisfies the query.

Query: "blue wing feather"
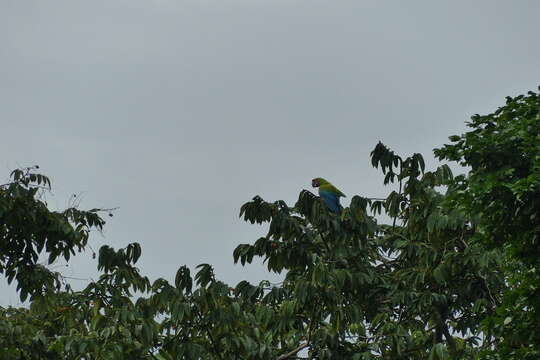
[319,190,342,213]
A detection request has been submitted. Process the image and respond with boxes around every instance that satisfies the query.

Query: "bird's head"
[311,177,328,188]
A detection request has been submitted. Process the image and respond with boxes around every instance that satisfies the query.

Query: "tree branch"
[194,305,224,360]
[393,161,403,229]
[441,322,457,355]
[276,342,309,360]
[277,312,317,360]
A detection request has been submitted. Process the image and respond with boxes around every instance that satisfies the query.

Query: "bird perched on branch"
[311,177,346,214]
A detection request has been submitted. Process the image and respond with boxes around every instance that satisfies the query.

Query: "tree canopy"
[1,88,538,359]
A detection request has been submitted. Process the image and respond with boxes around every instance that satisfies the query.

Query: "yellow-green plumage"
[311,177,346,213]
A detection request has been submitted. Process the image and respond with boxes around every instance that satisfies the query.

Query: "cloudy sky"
[1,0,539,305]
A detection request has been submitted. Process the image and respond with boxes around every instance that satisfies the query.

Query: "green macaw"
[311,177,346,213]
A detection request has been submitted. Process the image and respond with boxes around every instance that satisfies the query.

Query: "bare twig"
[393,161,403,229]
[276,342,309,360]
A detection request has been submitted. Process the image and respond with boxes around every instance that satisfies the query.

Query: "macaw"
[311,177,346,213]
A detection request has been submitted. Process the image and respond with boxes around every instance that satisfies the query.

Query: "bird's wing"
[321,183,346,197]
[319,191,342,213]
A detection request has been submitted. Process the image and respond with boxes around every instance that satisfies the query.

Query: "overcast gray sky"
[1,0,539,305]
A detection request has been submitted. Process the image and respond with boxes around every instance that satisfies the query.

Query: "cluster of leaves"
[0,158,502,359]
[232,141,505,359]
[435,88,540,359]
[0,88,537,359]
[0,167,105,302]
